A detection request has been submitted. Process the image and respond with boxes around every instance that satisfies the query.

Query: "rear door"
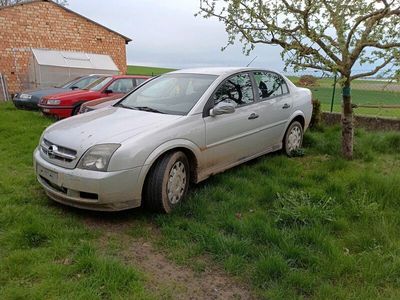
[252,71,293,146]
[203,72,266,171]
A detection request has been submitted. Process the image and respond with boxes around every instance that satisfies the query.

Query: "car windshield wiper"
[115,103,135,110]
[132,106,165,114]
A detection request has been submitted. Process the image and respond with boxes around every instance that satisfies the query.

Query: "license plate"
[37,164,58,184]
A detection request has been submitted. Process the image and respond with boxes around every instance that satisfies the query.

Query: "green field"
[127,65,175,76]
[1,102,400,299]
[289,76,400,118]
[312,87,400,118]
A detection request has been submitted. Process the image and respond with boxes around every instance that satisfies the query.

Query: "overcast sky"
[68,0,285,71]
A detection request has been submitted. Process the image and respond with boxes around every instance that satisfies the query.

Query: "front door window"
[213,73,254,107]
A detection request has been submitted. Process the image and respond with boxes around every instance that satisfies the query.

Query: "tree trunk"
[341,79,353,159]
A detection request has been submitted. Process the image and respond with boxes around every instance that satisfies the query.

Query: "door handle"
[282,103,291,109]
[248,113,259,120]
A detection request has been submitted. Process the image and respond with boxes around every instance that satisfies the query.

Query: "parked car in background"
[38,75,150,118]
[34,67,312,213]
[78,94,122,114]
[12,75,104,110]
[79,76,150,114]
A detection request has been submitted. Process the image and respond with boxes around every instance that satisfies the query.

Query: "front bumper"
[34,148,143,211]
[38,105,74,119]
[13,99,39,110]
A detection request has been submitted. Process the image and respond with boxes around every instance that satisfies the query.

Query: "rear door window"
[107,79,135,93]
[253,71,289,100]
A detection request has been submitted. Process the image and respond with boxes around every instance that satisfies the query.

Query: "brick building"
[0,0,131,94]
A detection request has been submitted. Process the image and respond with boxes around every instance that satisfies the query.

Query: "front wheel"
[144,151,190,213]
[71,104,82,116]
[283,121,303,156]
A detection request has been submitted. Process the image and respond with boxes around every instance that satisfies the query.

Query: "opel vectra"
[34,67,312,213]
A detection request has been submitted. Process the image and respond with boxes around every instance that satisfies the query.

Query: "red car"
[39,75,150,119]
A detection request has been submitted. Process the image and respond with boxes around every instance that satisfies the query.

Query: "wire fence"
[287,72,400,119]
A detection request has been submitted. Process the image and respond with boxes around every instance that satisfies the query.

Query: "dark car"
[12,75,104,110]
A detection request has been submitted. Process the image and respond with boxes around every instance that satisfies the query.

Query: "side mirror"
[104,89,113,94]
[209,101,236,117]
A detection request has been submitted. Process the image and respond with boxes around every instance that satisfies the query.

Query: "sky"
[67,0,285,70]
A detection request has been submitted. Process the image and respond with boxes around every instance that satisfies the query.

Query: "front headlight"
[47,99,61,105]
[78,144,120,172]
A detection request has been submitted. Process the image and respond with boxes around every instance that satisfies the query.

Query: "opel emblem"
[48,145,58,158]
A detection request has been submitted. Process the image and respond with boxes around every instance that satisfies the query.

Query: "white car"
[34,67,312,213]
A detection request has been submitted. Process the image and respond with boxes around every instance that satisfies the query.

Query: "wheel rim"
[287,125,302,152]
[167,161,186,204]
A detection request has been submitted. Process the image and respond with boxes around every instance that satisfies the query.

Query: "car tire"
[144,151,190,213]
[283,121,303,156]
[72,104,82,116]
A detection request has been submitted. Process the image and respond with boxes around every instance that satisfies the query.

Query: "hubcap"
[287,126,302,152]
[167,161,186,204]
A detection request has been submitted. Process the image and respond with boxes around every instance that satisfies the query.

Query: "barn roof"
[0,0,132,44]
[32,48,119,71]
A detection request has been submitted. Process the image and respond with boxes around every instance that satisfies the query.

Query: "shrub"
[297,75,319,87]
[310,99,322,129]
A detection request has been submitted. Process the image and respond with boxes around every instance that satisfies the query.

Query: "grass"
[127,65,175,76]
[1,101,400,299]
[153,126,400,299]
[0,103,157,299]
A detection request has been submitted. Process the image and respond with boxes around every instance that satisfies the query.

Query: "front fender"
[134,139,202,200]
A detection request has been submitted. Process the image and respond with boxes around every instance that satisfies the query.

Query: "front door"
[203,72,265,172]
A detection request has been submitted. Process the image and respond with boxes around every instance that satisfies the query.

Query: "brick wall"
[0,1,128,94]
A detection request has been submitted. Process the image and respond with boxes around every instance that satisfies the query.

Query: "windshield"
[118,74,217,115]
[60,75,103,89]
[85,77,113,91]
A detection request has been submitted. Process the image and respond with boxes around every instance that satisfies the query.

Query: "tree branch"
[350,56,394,80]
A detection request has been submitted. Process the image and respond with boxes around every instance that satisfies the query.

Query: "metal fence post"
[330,73,338,113]
[0,73,10,101]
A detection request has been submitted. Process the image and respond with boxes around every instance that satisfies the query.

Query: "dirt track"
[81,210,254,300]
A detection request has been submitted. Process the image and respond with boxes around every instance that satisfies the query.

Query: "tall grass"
[0,103,156,299]
[155,126,400,299]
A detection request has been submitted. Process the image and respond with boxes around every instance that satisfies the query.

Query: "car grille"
[41,139,77,163]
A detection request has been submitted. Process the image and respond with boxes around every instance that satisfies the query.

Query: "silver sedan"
[34,67,312,213]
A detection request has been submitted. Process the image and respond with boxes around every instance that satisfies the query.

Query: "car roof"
[169,67,272,76]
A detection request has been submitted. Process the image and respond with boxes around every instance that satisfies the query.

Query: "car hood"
[43,107,182,154]
[85,94,122,108]
[92,97,121,109]
[16,87,69,98]
[43,89,96,100]
[92,99,121,110]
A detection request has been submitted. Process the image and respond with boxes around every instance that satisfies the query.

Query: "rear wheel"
[144,151,190,213]
[283,121,303,156]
